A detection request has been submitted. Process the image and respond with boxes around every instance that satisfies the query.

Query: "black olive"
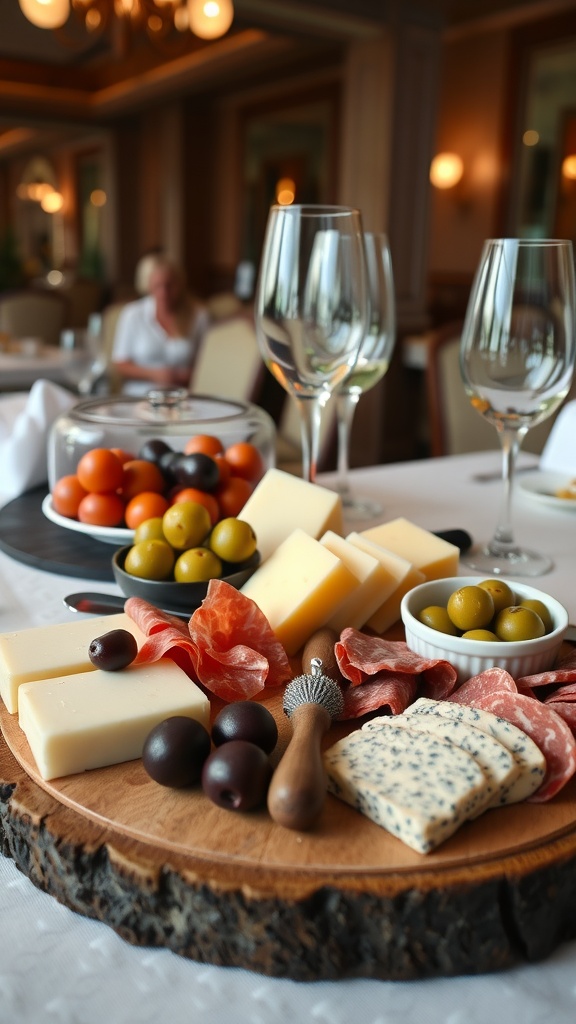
[201,740,272,811]
[171,452,220,492]
[212,701,278,754]
[88,628,138,671]
[139,438,173,464]
[142,716,211,787]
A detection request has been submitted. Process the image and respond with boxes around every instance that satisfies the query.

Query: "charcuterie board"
[3,680,576,981]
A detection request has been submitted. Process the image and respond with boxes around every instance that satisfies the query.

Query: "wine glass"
[333,231,396,517]
[254,204,368,483]
[460,237,576,576]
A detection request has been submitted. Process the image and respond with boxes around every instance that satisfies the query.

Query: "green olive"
[494,606,546,642]
[124,539,175,581]
[418,605,459,635]
[446,585,495,632]
[174,547,222,583]
[477,579,515,614]
[162,501,211,551]
[519,598,553,634]
[208,517,257,563]
[461,629,500,641]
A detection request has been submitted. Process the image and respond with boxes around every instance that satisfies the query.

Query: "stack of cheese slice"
[324,698,546,854]
[0,613,210,781]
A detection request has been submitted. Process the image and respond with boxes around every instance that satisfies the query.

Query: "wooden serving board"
[3,686,576,980]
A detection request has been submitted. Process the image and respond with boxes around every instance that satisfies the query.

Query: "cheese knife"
[63,592,189,619]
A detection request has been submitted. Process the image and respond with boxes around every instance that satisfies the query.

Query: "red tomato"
[51,474,88,519]
[215,476,253,518]
[121,459,166,501]
[124,491,170,530]
[76,448,124,494]
[224,442,265,483]
[77,492,126,527]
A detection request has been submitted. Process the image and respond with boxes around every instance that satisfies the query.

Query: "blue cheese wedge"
[324,726,492,854]
[363,713,520,812]
[405,697,546,802]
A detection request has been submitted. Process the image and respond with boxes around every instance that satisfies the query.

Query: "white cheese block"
[360,517,460,581]
[0,613,146,715]
[237,467,343,562]
[405,697,546,802]
[318,531,399,632]
[324,726,491,854]
[240,528,358,656]
[18,658,210,781]
[362,712,520,812]
[346,532,426,633]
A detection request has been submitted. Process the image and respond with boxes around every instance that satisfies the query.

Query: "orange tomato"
[77,491,126,527]
[184,434,225,458]
[110,447,135,466]
[215,476,253,518]
[224,441,265,483]
[51,474,88,519]
[170,486,220,526]
[121,459,166,501]
[124,491,170,530]
[213,453,231,487]
[76,448,124,494]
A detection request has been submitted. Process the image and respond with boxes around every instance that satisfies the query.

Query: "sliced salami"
[125,597,190,638]
[447,667,517,706]
[335,628,458,697]
[466,691,576,802]
[546,701,576,731]
[517,647,576,691]
[544,681,576,703]
[340,673,418,720]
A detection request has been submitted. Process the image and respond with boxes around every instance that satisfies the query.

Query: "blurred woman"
[112,256,209,396]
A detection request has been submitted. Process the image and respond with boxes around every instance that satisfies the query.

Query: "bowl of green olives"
[400,576,568,684]
[112,545,260,612]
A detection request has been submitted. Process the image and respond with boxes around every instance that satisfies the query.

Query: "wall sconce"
[19,0,69,29]
[429,152,464,190]
[188,0,234,39]
[41,191,64,213]
[562,154,576,180]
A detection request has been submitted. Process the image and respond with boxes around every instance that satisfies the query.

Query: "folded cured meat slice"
[517,647,576,691]
[466,691,576,802]
[335,628,458,697]
[446,667,517,705]
[340,674,418,720]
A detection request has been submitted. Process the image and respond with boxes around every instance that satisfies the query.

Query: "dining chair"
[0,288,69,347]
[191,315,264,404]
[424,319,576,457]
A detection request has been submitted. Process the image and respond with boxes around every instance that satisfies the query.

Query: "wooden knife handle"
[267,702,332,831]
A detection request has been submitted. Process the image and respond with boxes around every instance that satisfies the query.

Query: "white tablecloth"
[2,450,576,1023]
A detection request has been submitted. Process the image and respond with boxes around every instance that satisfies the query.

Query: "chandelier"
[18,0,235,41]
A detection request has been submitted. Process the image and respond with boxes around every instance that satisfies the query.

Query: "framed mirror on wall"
[512,39,576,243]
[76,148,107,281]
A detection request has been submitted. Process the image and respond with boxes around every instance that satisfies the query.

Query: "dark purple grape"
[88,629,138,671]
[171,452,219,492]
[158,449,179,485]
[201,740,272,811]
[139,438,173,463]
[142,716,211,787]
[212,701,278,754]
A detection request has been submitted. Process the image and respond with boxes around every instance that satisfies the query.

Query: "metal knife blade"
[64,592,189,619]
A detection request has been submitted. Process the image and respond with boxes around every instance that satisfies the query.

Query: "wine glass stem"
[490,428,523,555]
[294,395,324,483]
[336,391,359,497]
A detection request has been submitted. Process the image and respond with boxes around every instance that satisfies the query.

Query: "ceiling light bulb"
[187,0,233,39]
[19,0,70,28]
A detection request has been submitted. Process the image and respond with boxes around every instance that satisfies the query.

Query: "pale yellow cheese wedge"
[0,612,146,715]
[240,528,357,655]
[238,467,343,562]
[18,658,210,781]
[319,531,399,632]
[360,517,459,581]
[346,532,425,634]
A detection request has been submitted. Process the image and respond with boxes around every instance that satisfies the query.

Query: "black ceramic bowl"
[112,545,261,613]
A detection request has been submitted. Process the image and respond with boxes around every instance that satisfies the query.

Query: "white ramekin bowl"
[400,575,568,684]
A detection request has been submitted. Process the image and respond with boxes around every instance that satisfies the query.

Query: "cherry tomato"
[184,434,225,458]
[215,476,253,517]
[51,474,88,518]
[76,448,124,494]
[170,487,220,526]
[77,491,126,527]
[224,442,264,483]
[121,459,166,501]
[124,491,170,530]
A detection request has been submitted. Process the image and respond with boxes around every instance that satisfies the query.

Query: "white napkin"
[540,400,576,475]
[0,380,77,506]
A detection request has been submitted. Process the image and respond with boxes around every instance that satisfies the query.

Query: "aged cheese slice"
[240,528,357,655]
[318,531,398,631]
[360,517,459,581]
[238,467,343,562]
[405,697,546,802]
[0,612,146,715]
[18,658,210,781]
[363,712,520,811]
[346,532,426,634]
[324,726,491,854]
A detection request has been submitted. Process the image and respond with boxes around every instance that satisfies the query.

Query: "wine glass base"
[341,495,383,520]
[463,545,553,578]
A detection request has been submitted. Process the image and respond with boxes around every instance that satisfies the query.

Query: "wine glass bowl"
[334,231,396,517]
[460,238,576,576]
[255,204,368,482]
